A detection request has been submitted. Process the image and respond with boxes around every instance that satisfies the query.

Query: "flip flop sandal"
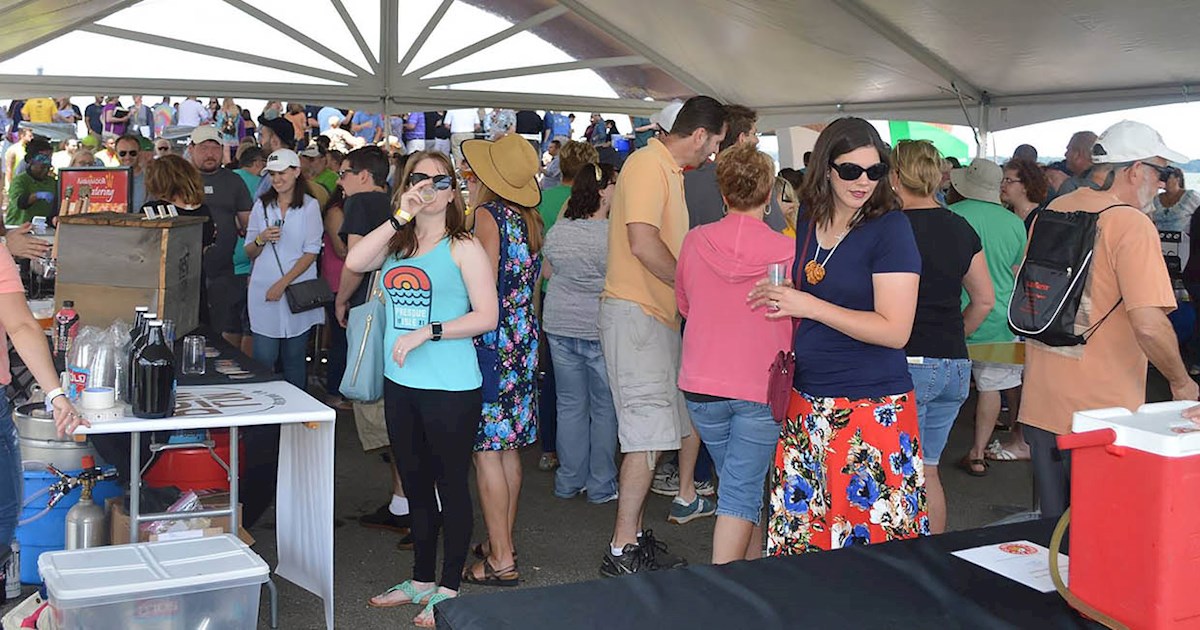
[957,455,989,477]
[413,592,454,628]
[985,440,1030,462]
[461,558,520,587]
[368,580,437,609]
[472,542,518,564]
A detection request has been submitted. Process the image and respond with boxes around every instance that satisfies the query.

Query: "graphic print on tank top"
[383,266,432,331]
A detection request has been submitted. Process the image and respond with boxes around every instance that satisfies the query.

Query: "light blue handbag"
[340,271,384,402]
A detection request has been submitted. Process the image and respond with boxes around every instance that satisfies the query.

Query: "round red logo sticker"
[998,543,1039,556]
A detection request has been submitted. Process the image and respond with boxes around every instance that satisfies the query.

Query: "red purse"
[767,225,811,423]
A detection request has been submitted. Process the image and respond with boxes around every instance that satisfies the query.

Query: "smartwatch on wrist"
[430,321,443,342]
[390,208,413,231]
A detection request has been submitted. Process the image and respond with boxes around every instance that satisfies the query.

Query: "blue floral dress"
[474,201,540,451]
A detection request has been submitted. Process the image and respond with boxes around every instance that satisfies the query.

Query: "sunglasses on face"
[830,161,889,181]
[407,172,453,190]
[155,146,170,152]
[118,150,138,157]
[337,168,361,179]
[1140,162,1173,183]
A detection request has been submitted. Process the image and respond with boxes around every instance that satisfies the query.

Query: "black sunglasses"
[830,161,889,181]
[1140,162,1173,183]
[118,150,139,157]
[407,172,453,190]
[337,168,361,179]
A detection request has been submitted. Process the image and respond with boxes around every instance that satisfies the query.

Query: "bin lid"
[39,534,269,609]
[1072,401,1200,457]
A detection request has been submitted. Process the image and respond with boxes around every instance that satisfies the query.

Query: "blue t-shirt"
[404,112,425,142]
[317,106,341,133]
[792,211,921,399]
[351,111,382,143]
[381,238,482,391]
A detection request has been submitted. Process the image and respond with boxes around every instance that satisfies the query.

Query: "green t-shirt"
[949,198,1027,344]
[231,168,262,276]
[315,169,338,194]
[538,185,571,234]
[6,173,56,225]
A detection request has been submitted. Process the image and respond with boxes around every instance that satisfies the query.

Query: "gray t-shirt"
[542,218,608,340]
[202,168,253,278]
[684,160,787,232]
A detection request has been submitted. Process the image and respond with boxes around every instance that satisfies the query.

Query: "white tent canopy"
[0,0,1195,132]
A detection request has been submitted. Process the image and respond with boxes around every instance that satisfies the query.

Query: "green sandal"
[368,580,437,609]
[414,592,454,628]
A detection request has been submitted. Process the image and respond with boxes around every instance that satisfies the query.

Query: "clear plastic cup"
[767,263,787,286]
[182,335,206,375]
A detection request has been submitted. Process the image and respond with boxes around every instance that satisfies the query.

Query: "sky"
[0,0,1195,163]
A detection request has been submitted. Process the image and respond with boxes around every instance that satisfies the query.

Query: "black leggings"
[384,380,481,591]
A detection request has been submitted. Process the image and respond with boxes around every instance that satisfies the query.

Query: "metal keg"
[14,403,106,471]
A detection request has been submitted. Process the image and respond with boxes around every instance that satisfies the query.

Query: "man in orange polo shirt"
[1021,120,1200,519]
[598,96,727,577]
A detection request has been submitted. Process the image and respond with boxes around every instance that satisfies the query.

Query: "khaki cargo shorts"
[352,399,390,452]
[598,298,690,454]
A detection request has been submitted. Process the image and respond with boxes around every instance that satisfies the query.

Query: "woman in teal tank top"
[345,150,498,627]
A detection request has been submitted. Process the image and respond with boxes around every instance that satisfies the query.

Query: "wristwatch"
[389,209,414,231]
[430,321,443,342]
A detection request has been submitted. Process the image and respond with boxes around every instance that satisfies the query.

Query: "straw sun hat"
[462,134,542,207]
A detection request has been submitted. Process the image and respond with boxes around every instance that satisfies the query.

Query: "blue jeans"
[253,330,312,391]
[0,397,21,550]
[908,358,971,465]
[547,334,618,501]
[686,398,780,525]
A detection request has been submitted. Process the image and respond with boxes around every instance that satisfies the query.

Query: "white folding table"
[75,380,337,630]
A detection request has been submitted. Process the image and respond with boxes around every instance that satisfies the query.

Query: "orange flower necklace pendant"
[803,260,826,285]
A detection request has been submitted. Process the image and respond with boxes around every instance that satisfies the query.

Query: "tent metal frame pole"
[78,24,359,87]
[403,6,569,82]
[331,0,380,75]
[398,0,454,78]
[0,0,140,62]
[380,0,397,134]
[416,56,647,88]
[556,0,719,98]
[829,0,982,104]
[222,0,372,78]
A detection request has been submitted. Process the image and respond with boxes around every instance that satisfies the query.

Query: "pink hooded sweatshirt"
[677,213,796,403]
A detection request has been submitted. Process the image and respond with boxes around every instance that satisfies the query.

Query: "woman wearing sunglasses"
[749,117,927,553]
[347,151,497,626]
[460,134,544,587]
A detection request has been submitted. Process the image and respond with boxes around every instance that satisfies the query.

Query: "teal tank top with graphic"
[381,238,482,391]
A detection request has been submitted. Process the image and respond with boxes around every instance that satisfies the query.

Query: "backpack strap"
[1078,203,1136,341]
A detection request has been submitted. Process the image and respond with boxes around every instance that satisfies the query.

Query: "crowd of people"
[0,91,1198,626]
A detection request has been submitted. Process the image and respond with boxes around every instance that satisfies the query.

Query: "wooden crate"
[54,213,207,334]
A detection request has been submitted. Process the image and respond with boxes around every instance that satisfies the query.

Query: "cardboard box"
[107,493,254,546]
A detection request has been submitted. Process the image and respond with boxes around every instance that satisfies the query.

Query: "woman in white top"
[243,149,325,390]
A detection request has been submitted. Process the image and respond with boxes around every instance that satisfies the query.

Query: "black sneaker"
[359,503,411,533]
[396,529,414,551]
[600,543,649,578]
[639,529,687,570]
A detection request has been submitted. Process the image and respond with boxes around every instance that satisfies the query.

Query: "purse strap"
[789,222,814,337]
[263,203,290,279]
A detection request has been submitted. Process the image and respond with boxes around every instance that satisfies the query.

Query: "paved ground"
[4,373,1171,629]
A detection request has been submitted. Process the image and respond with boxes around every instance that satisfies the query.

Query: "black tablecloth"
[174,326,275,386]
[437,519,1098,630]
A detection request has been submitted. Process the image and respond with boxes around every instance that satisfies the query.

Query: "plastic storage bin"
[38,534,268,630]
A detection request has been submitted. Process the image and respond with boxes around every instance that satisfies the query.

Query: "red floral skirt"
[767,389,928,555]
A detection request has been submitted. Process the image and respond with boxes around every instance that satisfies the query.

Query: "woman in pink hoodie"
[676,143,795,564]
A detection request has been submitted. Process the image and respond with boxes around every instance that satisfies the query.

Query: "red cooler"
[1058,401,1200,629]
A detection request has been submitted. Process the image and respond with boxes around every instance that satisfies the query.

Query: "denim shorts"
[685,398,780,525]
[907,358,971,465]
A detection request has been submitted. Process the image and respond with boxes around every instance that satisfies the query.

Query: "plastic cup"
[182,335,206,375]
[767,263,787,286]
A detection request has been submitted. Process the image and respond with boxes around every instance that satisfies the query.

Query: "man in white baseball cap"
[1021,120,1199,520]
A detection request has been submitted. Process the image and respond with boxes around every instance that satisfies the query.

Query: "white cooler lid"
[1072,401,1200,458]
[39,534,269,609]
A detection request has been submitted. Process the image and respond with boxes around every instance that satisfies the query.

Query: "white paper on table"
[951,540,1069,593]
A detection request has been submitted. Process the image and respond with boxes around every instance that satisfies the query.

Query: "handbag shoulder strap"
[791,222,815,336]
[263,202,288,277]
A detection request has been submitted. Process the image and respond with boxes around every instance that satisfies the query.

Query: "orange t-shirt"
[0,245,25,384]
[601,138,688,328]
[1020,189,1175,435]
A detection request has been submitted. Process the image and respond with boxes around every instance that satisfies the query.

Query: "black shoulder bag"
[265,204,334,314]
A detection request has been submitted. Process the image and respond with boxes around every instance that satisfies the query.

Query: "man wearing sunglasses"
[1021,121,1200,520]
[115,134,147,210]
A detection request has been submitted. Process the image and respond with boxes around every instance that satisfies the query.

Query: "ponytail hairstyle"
[563,162,615,220]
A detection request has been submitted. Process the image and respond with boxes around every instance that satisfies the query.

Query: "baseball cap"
[1091,120,1189,165]
[263,149,301,172]
[298,146,322,159]
[189,125,222,146]
[650,101,684,134]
